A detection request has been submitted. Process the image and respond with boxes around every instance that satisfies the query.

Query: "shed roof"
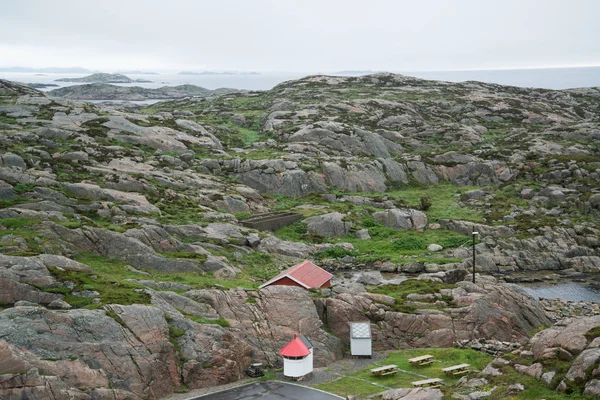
[299,335,313,350]
[259,260,333,289]
[279,334,311,357]
[351,322,371,339]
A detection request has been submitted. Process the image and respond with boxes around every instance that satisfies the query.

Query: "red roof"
[279,334,311,357]
[259,260,333,289]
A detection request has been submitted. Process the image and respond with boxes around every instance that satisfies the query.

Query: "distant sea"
[2,66,600,92]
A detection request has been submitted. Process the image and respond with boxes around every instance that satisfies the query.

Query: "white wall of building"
[351,338,372,356]
[283,355,313,377]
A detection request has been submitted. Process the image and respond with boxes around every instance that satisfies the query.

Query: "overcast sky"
[1,0,599,72]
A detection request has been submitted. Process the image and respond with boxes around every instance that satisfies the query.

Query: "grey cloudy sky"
[1,0,599,72]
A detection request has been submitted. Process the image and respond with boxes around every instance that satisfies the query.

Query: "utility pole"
[472,227,479,284]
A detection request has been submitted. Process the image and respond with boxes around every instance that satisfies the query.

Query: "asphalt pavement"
[191,381,343,400]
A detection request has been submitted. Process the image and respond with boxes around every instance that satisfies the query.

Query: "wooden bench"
[408,355,434,366]
[442,363,471,376]
[370,364,398,376]
[411,378,444,388]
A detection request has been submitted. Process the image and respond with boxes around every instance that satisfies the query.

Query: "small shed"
[259,260,333,290]
[280,334,313,379]
[350,322,372,357]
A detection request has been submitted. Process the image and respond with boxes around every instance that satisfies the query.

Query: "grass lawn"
[270,183,483,264]
[373,183,484,223]
[331,228,469,265]
[368,280,456,313]
[32,250,285,328]
[72,252,273,293]
[40,252,279,310]
[314,349,595,400]
[314,348,492,398]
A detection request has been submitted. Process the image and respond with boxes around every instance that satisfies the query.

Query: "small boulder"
[514,362,543,380]
[400,262,425,273]
[541,371,556,385]
[381,387,443,400]
[480,364,502,376]
[507,383,525,393]
[62,151,89,161]
[590,194,600,209]
[355,229,371,240]
[356,271,383,286]
[427,244,443,252]
[48,299,72,309]
[461,190,486,201]
[521,188,535,199]
[0,152,26,169]
[373,208,428,230]
[303,212,352,238]
[380,261,397,272]
[584,379,600,397]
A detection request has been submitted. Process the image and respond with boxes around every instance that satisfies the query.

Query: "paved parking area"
[192,381,343,400]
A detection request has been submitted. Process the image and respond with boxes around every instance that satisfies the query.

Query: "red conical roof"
[279,334,310,357]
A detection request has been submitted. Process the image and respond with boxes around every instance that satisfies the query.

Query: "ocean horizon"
[1,66,599,92]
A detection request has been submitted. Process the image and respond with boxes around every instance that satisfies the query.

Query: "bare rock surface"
[185,286,344,366]
[0,304,251,399]
[381,387,443,399]
[320,280,550,350]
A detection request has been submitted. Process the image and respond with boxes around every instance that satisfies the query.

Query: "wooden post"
[472,227,477,284]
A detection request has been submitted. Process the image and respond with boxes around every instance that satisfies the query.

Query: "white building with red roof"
[279,334,313,378]
[259,260,333,290]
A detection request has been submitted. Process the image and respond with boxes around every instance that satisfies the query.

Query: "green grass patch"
[160,251,208,262]
[149,192,205,225]
[373,183,484,223]
[315,348,594,399]
[585,326,600,342]
[486,363,594,400]
[0,197,32,209]
[71,252,283,292]
[169,325,186,338]
[37,106,54,120]
[168,324,184,354]
[314,348,492,398]
[186,315,230,327]
[334,228,470,264]
[104,309,126,327]
[314,246,359,260]
[173,385,189,393]
[0,217,39,230]
[12,183,36,195]
[270,190,473,264]
[47,265,150,309]
[0,217,45,254]
[241,149,289,160]
[368,279,456,313]
[0,113,18,124]
[236,252,282,284]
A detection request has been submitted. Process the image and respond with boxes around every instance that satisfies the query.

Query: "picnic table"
[408,355,434,366]
[442,363,471,376]
[411,378,444,388]
[370,364,398,376]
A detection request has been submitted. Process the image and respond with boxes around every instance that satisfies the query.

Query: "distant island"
[0,66,92,74]
[26,83,59,89]
[56,73,137,83]
[178,71,261,76]
[48,83,239,100]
